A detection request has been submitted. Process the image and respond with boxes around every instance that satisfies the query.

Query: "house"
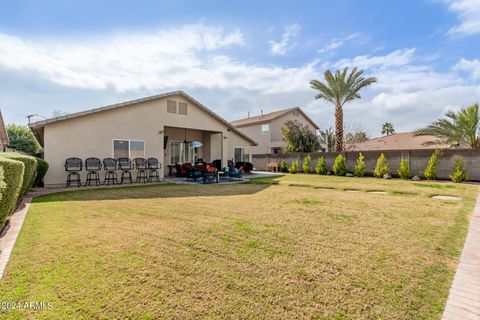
[347,132,450,151]
[0,110,9,152]
[29,91,257,186]
[231,107,319,154]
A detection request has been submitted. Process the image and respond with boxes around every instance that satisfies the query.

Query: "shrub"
[302,154,312,173]
[354,153,366,177]
[333,154,347,176]
[279,160,288,173]
[424,149,441,180]
[373,153,389,178]
[33,157,49,187]
[0,152,37,195]
[315,157,329,175]
[397,158,411,180]
[0,166,5,201]
[288,160,299,174]
[450,156,467,183]
[0,157,24,229]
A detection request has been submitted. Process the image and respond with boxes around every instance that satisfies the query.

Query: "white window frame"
[261,124,270,135]
[170,141,194,164]
[112,139,145,158]
[233,147,251,163]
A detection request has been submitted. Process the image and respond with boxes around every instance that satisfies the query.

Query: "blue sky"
[1,0,480,136]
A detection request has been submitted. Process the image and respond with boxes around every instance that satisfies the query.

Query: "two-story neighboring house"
[0,110,9,152]
[231,107,319,155]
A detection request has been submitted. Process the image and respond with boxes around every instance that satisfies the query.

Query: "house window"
[261,124,269,134]
[178,102,188,115]
[113,140,145,158]
[170,142,194,164]
[233,147,250,163]
[167,100,177,113]
[293,111,299,117]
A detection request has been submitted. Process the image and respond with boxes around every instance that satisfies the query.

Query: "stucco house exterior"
[231,107,319,154]
[29,91,256,186]
[0,110,9,152]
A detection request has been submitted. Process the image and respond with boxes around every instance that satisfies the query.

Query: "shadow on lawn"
[33,181,275,203]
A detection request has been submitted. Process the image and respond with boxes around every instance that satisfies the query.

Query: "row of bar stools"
[64,157,162,187]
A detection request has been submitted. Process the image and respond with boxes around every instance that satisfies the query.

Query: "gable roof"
[0,110,9,147]
[29,90,256,146]
[346,132,450,151]
[231,107,320,129]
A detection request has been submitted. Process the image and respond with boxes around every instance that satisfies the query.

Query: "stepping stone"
[432,195,461,201]
[368,191,387,195]
[344,189,360,193]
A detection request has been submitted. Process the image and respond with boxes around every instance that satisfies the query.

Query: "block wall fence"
[252,149,480,181]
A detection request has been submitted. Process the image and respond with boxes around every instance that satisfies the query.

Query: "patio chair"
[65,157,82,188]
[103,158,118,185]
[134,158,148,183]
[117,157,133,184]
[147,157,161,182]
[176,163,192,177]
[203,164,219,184]
[85,157,102,187]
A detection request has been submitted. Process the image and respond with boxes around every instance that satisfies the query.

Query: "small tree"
[333,154,347,176]
[302,154,312,173]
[282,120,320,153]
[450,156,467,183]
[289,160,299,174]
[315,157,329,175]
[354,153,366,177]
[424,149,441,180]
[373,153,389,178]
[397,158,411,180]
[6,124,41,154]
[279,159,288,173]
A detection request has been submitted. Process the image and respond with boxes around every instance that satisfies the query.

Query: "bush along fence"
[253,148,478,181]
[0,152,48,231]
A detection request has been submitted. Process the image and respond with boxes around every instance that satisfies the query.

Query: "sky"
[0,0,480,137]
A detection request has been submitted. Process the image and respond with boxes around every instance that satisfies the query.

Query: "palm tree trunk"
[335,104,343,152]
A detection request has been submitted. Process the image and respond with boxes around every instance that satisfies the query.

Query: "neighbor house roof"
[347,132,450,151]
[231,107,320,130]
[0,110,9,147]
[29,90,257,146]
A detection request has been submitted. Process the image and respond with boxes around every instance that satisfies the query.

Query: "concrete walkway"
[442,195,480,320]
[0,197,32,279]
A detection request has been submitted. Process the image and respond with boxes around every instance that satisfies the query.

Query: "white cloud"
[444,0,480,36]
[334,48,416,70]
[317,33,360,53]
[454,58,480,79]
[268,24,301,56]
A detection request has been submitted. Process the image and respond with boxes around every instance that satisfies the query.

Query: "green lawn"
[0,175,477,319]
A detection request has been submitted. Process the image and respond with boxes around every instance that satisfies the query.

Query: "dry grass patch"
[0,176,477,319]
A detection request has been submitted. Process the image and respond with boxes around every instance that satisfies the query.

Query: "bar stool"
[134,158,148,183]
[85,157,102,187]
[147,158,161,182]
[103,158,118,185]
[65,157,82,188]
[117,157,133,184]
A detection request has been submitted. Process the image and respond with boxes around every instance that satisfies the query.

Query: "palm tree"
[415,103,480,148]
[381,122,395,136]
[310,67,377,151]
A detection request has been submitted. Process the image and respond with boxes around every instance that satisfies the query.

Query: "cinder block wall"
[252,149,480,181]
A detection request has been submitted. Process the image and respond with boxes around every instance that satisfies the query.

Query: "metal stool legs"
[66,172,81,188]
[85,171,101,187]
[148,169,160,182]
[136,169,148,183]
[120,170,133,184]
[104,170,117,185]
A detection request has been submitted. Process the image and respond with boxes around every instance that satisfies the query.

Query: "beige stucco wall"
[236,110,318,154]
[42,94,253,186]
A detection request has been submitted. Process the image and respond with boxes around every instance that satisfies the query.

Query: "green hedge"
[33,157,49,187]
[0,157,24,229]
[0,152,37,196]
